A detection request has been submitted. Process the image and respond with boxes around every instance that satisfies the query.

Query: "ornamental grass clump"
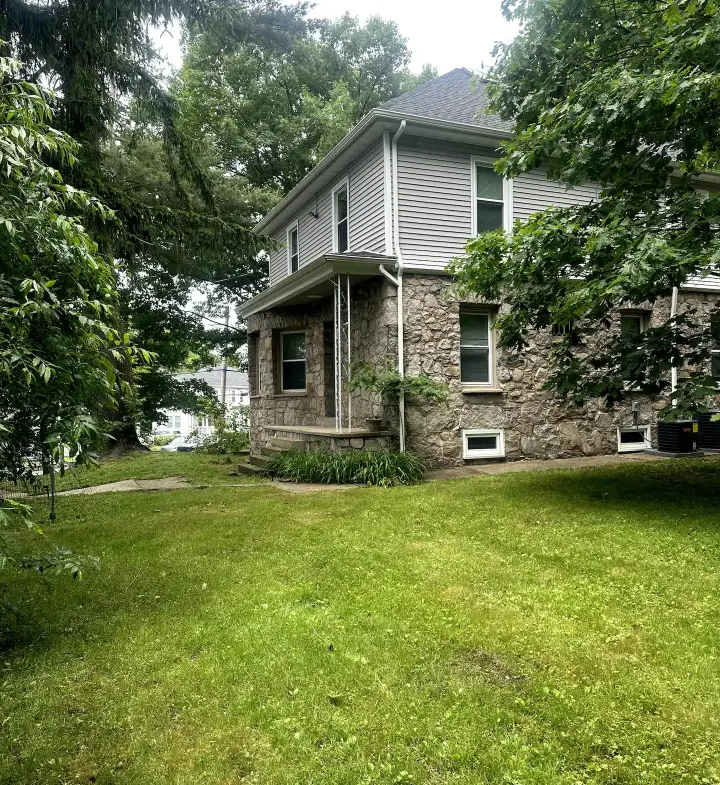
[264,450,426,486]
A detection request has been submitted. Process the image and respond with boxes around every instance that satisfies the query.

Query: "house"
[238,68,720,467]
[153,367,250,439]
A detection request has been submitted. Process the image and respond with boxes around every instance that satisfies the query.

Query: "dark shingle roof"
[174,368,248,391]
[378,68,512,132]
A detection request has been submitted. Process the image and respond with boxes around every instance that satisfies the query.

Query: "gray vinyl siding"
[397,138,475,270]
[397,137,599,271]
[267,141,385,287]
[513,169,599,222]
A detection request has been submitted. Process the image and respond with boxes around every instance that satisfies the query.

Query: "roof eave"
[238,252,397,318]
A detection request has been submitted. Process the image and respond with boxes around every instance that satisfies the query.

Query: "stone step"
[236,462,263,476]
[269,438,306,452]
[249,454,270,468]
[260,445,283,457]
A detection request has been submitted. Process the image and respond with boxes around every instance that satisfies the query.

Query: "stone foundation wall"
[402,274,720,467]
[248,272,719,467]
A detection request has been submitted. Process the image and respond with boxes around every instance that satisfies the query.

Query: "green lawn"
[3,457,720,784]
[47,450,260,493]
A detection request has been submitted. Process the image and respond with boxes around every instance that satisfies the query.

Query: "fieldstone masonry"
[248,272,720,467]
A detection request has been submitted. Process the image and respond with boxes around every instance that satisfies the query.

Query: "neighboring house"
[239,68,720,467]
[154,368,250,439]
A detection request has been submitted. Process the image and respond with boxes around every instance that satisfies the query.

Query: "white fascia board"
[238,253,396,317]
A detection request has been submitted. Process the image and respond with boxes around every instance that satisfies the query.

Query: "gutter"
[379,119,408,452]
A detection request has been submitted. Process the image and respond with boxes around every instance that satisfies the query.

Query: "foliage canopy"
[451,0,720,415]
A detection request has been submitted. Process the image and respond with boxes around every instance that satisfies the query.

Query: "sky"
[156,0,518,76]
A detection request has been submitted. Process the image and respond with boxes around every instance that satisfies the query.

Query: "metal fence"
[0,460,88,521]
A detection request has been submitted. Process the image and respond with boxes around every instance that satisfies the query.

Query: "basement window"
[617,425,651,453]
[463,429,505,459]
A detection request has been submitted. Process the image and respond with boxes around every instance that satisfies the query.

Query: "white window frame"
[286,220,300,275]
[171,415,182,431]
[331,178,350,253]
[280,330,307,393]
[620,312,648,336]
[617,425,651,453]
[463,429,505,459]
[471,156,513,236]
[460,306,496,390]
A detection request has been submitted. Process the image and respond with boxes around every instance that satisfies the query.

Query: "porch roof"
[238,252,396,317]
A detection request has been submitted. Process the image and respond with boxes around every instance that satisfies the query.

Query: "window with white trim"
[463,429,505,459]
[472,158,510,235]
[620,313,647,337]
[170,415,181,431]
[332,183,349,252]
[460,308,494,386]
[281,331,307,392]
[617,425,651,453]
[287,223,299,274]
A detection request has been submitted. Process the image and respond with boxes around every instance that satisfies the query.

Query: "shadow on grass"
[463,457,720,520]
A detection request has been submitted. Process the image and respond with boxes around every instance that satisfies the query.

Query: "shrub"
[152,434,177,448]
[196,407,250,454]
[264,450,426,486]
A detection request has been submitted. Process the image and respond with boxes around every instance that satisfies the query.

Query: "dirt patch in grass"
[454,648,528,687]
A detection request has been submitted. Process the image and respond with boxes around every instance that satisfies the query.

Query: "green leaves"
[452,0,720,415]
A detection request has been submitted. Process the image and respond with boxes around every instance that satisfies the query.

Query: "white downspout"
[670,285,679,403]
[380,120,407,451]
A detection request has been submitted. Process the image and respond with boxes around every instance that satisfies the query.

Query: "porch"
[239,252,401,465]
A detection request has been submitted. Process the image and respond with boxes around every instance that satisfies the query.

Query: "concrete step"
[260,445,283,457]
[249,454,270,468]
[236,462,263,476]
[269,438,306,452]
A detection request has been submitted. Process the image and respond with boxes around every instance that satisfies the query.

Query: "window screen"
[475,163,504,234]
[335,187,348,252]
[288,226,299,273]
[467,435,498,452]
[620,430,645,444]
[621,315,643,337]
[460,311,490,384]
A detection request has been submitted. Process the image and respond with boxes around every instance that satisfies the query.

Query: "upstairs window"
[281,331,307,392]
[460,308,493,386]
[473,158,509,235]
[287,223,299,274]
[333,182,349,252]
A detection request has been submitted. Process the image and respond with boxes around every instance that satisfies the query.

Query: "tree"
[179,12,437,197]
[0,0,290,446]
[450,0,720,417]
[0,54,134,574]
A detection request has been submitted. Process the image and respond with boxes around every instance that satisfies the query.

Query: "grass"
[3,456,720,784]
[46,450,261,493]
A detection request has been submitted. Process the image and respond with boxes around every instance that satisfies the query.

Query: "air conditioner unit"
[657,420,698,454]
[698,411,720,451]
